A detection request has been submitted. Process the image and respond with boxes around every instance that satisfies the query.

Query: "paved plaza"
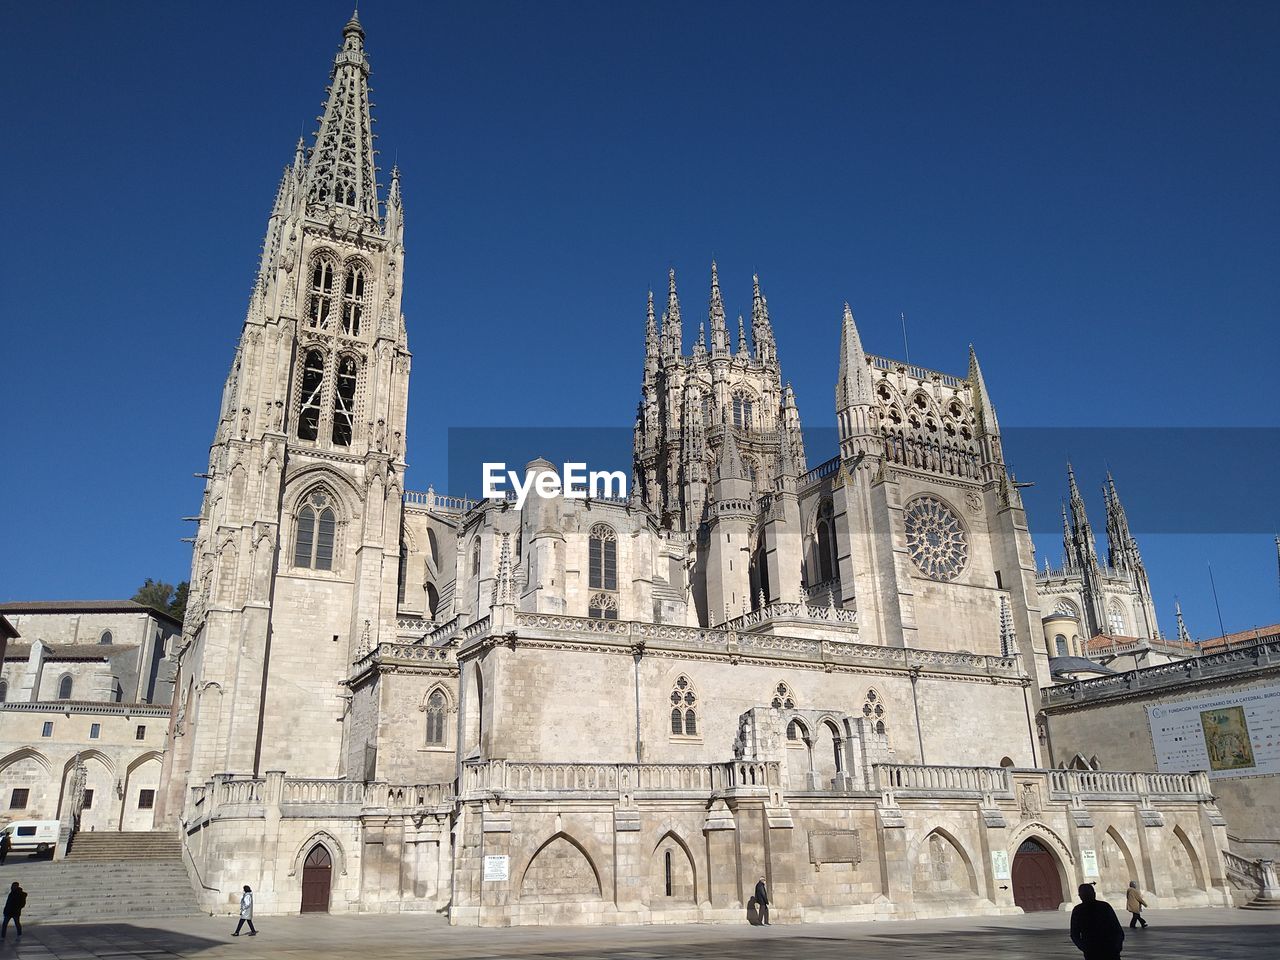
[0,907,1275,960]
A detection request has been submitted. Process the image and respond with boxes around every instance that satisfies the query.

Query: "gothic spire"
[968,345,1001,437]
[645,290,658,356]
[1175,599,1191,643]
[661,269,682,357]
[694,322,707,358]
[775,421,795,478]
[1067,463,1099,567]
[835,302,873,409]
[708,261,730,356]
[1104,472,1142,573]
[305,12,379,219]
[750,273,776,364]
[718,411,745,481]
[736,314,748,356]
[1061,502,1074,571]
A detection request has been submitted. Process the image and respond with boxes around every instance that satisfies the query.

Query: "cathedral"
[155,14,1236,924]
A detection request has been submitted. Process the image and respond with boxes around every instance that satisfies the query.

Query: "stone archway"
[1011,838,1065,912]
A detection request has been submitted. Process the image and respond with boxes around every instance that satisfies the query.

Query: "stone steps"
[66,830,182,860]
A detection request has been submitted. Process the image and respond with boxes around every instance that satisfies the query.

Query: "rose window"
[904,496,968,581]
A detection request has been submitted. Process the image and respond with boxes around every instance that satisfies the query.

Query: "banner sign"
[1147,684,1280,780]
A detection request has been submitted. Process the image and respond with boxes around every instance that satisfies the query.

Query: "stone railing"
[874,763,1012,797]
[281,778,367,805]
[1043,636,1280,707]
[0,701,173,717]
[215,777,264,806]
[724,599,857,632]
[403,488,478,514]
[425,614,465,645]
[189,773,455,825]
[1047,769,1208,800]
[800,455,840,489]
[869,354,967,388]
[396,615,431,635]
[462,759,778,799]
[1222,850,1280,906]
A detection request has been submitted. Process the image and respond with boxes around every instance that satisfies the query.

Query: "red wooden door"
[1012,840,1063,912]
[301,844,333,913]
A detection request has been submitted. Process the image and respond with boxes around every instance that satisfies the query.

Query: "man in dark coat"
[1070,883,1124,960]
[0,832,10,865]
[754,876,770,925]
[1,882,26,939]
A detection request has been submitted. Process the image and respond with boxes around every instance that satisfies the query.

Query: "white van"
[2,820,60,856]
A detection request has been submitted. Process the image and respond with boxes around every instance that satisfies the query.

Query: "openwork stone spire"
[306,11,379,218]
[836,303,872,409]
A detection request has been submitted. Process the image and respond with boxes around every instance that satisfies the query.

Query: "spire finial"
[737,314,748,355]
[708,260,728,354]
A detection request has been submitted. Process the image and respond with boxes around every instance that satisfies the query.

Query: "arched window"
[331,356,357,446]
[307,255,336,329]
[58,674,74,700]
[1109,604,1127,635]
[815,500,836,583]
[588,592,618,620]
[826,720,843,773]
[770,682,795,710]
[786,718,808,741]
[297,349,326,441]
[397,543,408,606]
[99,630,112,645]
[669,675,698,737]
[0,680,7,703]
[862,688,887,737]
[664,849,673,897]
[340,263,366,336]
[470,539,481,577]
[588,524,617,591]
[294,490,337,570]
[1055,598,1080,618]
[732,391,754,429]
[425,689,447,746]
[1054,634,1069,657]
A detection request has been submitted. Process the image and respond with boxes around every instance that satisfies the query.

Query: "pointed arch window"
[588,592,618,620]
[99,630,112,645]
[294,490,337,570]
[425,689,447,746]
[732,391,754,429]
[1109,604,1127,635]
[0,680,6,703]
[397,543,409,606]
[308,256,336,329]
[332,356,358,446]
[57,674,74,700]
[670,675,698,737]
[815,499,836,583]
[340,264,366,336]
[770,682,795,711]
[470,539,481,577]
[298,350,326,442]
[862,688,887,737]
[589,524,617,592]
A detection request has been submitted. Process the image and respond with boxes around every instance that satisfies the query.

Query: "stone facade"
[159,12,1241,925]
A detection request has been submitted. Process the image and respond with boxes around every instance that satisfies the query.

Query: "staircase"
[0,831,202,923]
[1222,849,1280,910]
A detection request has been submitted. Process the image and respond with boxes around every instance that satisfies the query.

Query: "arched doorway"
[301,844,333,913]
[1011,838,1064,912]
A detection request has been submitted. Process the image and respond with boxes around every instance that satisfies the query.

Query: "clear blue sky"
[3,1,1277,639]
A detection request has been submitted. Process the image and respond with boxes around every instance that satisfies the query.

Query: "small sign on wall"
[483,854,509,882]
[1081,848,1099,878]
[991,849,1011,880]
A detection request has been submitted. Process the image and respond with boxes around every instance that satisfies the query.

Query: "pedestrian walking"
[0,832,10,865]
[1,882,26,939]
[1070,883,1125,960]
[754,876,770,926]
[232,885,257,937]
[1125,881,1149,928]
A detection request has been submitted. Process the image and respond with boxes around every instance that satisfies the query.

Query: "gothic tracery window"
[862,688,887,736]
[340,263,366,336]
[732,391,754,429]
[294,490,337,570]
[814,499,836,583]
[770,682,795,711]
[332,356,358,446]
[670,675,698,737]
[588,524,617,591]
[425,689,447,746]
[1109,604,1127,635]
[588,592,618,620]
[903,496,968,582]
[308,255,336,329]
[297,349,326,442]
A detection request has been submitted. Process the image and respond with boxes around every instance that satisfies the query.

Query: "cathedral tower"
[162,13,410,810]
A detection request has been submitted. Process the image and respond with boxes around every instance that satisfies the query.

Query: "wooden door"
[301,844,333,913]
[1012,840,1063,912]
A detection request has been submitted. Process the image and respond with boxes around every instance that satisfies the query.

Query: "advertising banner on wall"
[1147,684,1280,780]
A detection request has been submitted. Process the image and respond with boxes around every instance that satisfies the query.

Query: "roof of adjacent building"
[0,599,181,628]
[2,641,140,662]
[1049,656,1118,679]
[0,615,18,640]
[1198,622,1280,652]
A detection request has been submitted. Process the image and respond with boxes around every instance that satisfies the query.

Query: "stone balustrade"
[800,455,840,488]
[869,354,967,388]
[461,759,778,799]
[1047,768,1208,800]
[724,599,857,631]
[187,773,454,826]
[403,488,478,514]
[874,763,1012,797]
[1222,850,1280,907]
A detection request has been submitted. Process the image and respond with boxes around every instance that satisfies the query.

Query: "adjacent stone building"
[155,13,1244,925]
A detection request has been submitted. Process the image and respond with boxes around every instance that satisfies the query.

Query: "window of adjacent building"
[669,676,698,737]
[83,789,94,810]
[297,349,326,441]
[99,630,113,645]
[308,256,336,329]
[294,490,337,570]
[9,788,28,810]
[332,356,358,446]
[588,524,617,591]
[89,723,101,740]
[340,264,366,336]
[57,674,74,700]
[1055,635,1069,657]
[138,789,155,810]
[42,722,53,738]
[136,725,147,741]
[425,690,447,746]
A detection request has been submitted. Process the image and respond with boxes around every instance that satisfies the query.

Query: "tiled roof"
[1198,623,1280,652]
[0,599,181,627]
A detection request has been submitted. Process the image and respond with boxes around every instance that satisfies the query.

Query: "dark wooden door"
[301,844,332,913]
[1012,840,1063,912]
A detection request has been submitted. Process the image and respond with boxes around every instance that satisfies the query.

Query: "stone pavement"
[0,907,1275,960]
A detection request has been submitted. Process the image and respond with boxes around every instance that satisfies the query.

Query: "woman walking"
[1126,880,1149,928]
[232,885,257,937]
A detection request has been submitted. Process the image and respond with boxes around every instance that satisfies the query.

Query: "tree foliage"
[131,578,190,622]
